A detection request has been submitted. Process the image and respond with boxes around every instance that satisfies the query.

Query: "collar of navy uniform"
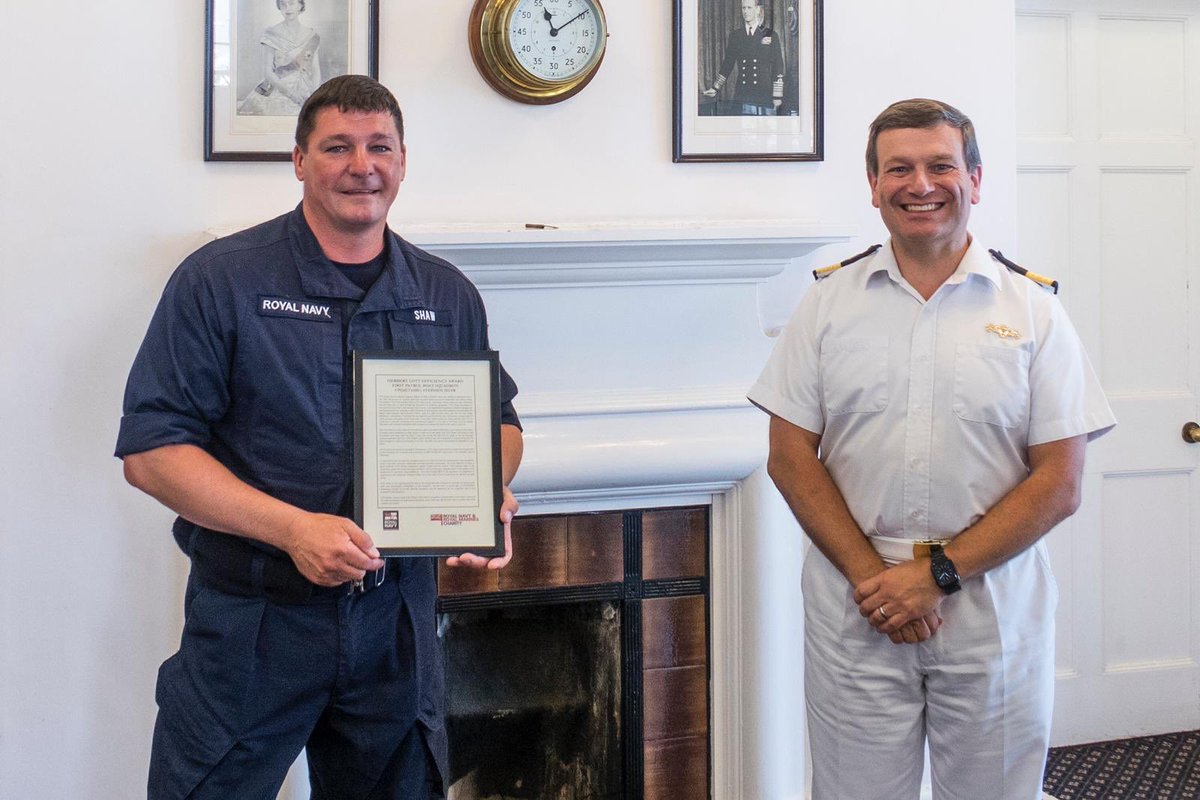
[359,234,428,314]
[863,241,899,287]
[287,204,426,309]
[955,237,1004,290]
[867,236,1004,291]
[288,204,363,300]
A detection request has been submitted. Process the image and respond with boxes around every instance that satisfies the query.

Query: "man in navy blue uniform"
[703,0,786,115]
[116,75,523,799]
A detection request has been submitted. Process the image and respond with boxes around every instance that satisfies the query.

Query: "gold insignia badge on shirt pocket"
[985,323,1022,341]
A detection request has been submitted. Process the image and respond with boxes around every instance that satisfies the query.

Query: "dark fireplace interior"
[438,507,711,800]
[441,603,623,798]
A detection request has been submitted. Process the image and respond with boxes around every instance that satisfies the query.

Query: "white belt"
[868,534,952,566]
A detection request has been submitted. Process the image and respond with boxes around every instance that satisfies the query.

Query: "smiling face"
[868,123,981,254]
[293,107,406,245]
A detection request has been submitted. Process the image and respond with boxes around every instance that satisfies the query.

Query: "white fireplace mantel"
[401,218,854,288]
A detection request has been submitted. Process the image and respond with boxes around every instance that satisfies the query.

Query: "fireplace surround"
[412,219,852,799]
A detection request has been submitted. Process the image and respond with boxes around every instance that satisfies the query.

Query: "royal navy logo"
[257,296,333,322]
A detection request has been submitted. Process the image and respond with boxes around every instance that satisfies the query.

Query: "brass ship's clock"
[469,0,608,104]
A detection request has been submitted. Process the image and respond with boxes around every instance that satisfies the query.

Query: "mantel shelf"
[396,217,851,242]
[396,218,855,286]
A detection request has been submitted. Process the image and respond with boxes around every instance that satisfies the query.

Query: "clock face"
[506,0,605,83]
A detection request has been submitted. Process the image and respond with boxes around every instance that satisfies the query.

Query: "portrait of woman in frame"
[236,0,328,117]
[205,0,377,161]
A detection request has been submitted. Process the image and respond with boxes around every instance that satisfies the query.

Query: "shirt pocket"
[819,336,889,415]
[241,310,344,474]
[953,343,1030,428]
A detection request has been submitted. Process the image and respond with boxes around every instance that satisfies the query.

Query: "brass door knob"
[1184,422,1200,444]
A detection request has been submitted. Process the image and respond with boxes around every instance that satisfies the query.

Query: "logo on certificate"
[382,510,399,530]
[430,513,479,527]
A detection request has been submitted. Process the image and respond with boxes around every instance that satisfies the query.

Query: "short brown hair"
[865,98,981,176]
[295,75,405,150]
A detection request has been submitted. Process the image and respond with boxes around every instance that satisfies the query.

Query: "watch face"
[931,552,961,592]
[507,0,605,83]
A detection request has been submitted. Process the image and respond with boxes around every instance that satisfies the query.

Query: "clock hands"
[542,5,588,37]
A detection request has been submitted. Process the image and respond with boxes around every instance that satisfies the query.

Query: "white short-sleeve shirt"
[748,238,1116,539]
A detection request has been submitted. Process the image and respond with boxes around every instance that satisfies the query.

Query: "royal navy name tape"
[394,308,452,326]
[258,296,334,322]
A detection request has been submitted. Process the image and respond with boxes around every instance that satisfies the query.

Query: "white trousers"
[802,542,1057,800]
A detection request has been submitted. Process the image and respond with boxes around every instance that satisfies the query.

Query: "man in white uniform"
[748,98,1115,799]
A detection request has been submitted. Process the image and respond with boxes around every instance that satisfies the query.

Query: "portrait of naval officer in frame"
[698,0,801,117]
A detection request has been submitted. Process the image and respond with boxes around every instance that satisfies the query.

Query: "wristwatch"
[929,544,961,595]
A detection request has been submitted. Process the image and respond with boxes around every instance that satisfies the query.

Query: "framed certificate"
[353,351,504,557]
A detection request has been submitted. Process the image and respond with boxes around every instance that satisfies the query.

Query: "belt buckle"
[911,538,949,559]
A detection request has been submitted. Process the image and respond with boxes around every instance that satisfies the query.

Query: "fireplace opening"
[438,507,711,800]
[440,602,622,799]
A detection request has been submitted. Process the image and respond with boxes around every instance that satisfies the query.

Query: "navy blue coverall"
[116,205,520,799]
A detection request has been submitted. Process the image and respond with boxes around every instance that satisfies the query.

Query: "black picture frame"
[205,0,379,162]
[673,0,824,162]
[353,350,505,558]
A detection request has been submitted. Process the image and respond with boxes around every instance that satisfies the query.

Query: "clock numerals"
[514,0,601,82]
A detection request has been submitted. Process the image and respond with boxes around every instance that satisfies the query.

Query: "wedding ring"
[877,605,888,621]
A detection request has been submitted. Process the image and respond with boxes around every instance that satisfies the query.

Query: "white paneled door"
[1016,0,1200,743]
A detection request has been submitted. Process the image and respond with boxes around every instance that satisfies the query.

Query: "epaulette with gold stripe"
[812,243,882,281]
[988,249,1059,294]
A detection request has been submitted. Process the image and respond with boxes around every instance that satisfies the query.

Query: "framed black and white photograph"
[205,0,378,161]
[674,0,823,162]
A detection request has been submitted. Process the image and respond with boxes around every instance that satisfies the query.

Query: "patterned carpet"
[1043,730,1200,799]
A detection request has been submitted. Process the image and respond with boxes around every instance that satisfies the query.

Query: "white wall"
[0,1,1016,796]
